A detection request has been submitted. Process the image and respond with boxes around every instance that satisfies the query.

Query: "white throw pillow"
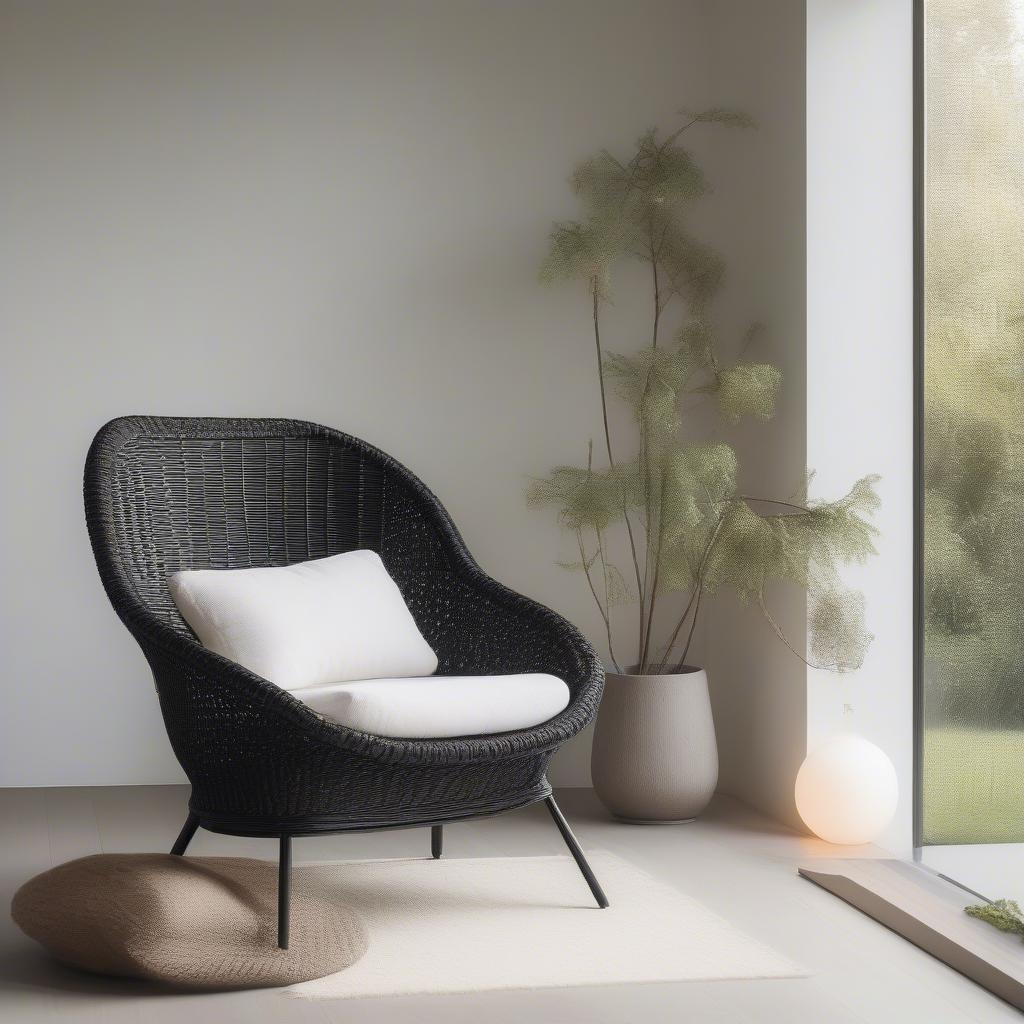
[168,550,438,690]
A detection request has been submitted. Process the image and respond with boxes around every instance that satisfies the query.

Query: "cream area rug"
[289,851,804,999]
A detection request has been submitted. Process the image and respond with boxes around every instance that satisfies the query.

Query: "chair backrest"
[86,417,389,634]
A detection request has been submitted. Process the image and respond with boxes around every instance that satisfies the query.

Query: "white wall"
[806,0,914,855]
[701,0,809,831]
[0,0,718,787]
[688,0,914,852]
[1,0,914,853]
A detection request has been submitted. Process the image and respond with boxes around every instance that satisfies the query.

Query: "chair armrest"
[375,469,605,736]
[133,589,600,784]
[430,566,603,709]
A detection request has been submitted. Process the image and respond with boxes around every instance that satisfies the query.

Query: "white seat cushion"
[168,550,437,691]
[294,674,571,738]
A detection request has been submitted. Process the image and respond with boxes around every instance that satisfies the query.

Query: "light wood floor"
[1,786,1016,1023]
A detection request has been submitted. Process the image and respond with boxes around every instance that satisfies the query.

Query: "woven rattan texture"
[84,417,604,834]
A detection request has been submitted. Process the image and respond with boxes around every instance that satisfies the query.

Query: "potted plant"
[529,110,879,822]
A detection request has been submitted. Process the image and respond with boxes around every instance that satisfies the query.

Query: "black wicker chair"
[85,416,607,948]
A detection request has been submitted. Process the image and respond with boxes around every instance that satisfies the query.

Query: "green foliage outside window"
[919,0,1024,846]
[923,0,1024,732]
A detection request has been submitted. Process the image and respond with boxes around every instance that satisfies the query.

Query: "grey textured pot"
[591,667,718,823]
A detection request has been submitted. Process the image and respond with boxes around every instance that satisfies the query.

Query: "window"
[919,0,1024,895]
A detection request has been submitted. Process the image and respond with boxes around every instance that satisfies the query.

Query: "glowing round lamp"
[795,735,897,845]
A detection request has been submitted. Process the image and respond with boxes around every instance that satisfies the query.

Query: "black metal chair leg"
[544,796,609,909]
[169,812,199,856]
[278,836,292,950]
[431,825,443,859]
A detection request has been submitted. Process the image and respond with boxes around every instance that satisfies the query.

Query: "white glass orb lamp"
[795,734,898,845]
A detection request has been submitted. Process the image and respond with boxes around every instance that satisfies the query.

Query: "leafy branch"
[531,110,879,674]
[966,898,1024,939]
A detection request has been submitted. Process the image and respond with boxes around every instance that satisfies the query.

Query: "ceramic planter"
[591,667,718,823]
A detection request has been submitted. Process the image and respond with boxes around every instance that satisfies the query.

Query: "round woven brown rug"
[11,853,366,990]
